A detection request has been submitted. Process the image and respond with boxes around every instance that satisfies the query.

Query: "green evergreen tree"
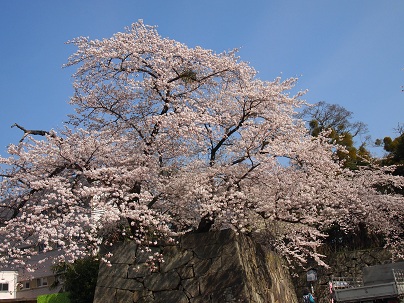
[376,123,404,176]
[52,257,99,303]
[300,101,371,169]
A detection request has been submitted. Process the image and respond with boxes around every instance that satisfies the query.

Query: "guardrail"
[331,276,363,289]
[393,269,404,295]
[331,269,404,302]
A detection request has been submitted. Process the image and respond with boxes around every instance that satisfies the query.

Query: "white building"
[0,249,63,301]
[15,249,63,300]
[0,271,18,300]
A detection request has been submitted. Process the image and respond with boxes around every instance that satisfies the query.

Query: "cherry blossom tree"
[1,21,403,270]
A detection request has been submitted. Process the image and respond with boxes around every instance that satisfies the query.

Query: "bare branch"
[11,123,56,143]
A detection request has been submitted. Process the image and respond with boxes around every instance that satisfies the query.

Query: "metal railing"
[393,269,404,294]
[331,276,364,289]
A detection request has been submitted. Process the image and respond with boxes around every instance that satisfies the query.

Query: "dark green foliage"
[52,257,99,303]
[37,292,70,303]
[324,222,385,253]
[376,125,404,178]
[300,101,371,169]
[381,134,404,164]
[301,101,368,138]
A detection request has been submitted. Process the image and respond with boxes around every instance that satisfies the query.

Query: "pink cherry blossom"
[1,21,403,270]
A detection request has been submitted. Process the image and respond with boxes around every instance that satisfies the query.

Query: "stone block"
[154,290,189,303]
[250,289,265,303]
[116,289,134,303]
[207,257,223,274]
[143,271,181,291]
[217,254,243,273]
[193,258,212,276]
[221,239,239,256]
[177,265,194,279]
[97,275,144,291]
[119,277,144,291]
[194,243,222,259]
[137,294,155,303]
[128,263,151,278]
[181,278,200,298]
[210,285,248,303]
[160,246,194,272]
[190,295,212,303]
[133,289,153,302]
[98,262,129,278]
[109,278,144,290]
[109,241,138,264]
[199,269,245,294]
[93,286,116,303]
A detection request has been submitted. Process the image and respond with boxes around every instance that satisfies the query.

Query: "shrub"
[37,292,70,303]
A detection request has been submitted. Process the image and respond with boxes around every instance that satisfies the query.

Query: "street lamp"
[306,268,318,295]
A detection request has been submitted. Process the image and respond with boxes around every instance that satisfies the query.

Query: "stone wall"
[93,229,298,303]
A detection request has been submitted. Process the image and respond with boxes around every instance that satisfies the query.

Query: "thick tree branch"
[11,123,56,143]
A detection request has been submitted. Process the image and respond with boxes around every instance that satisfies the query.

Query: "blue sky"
[0,0,403,157]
